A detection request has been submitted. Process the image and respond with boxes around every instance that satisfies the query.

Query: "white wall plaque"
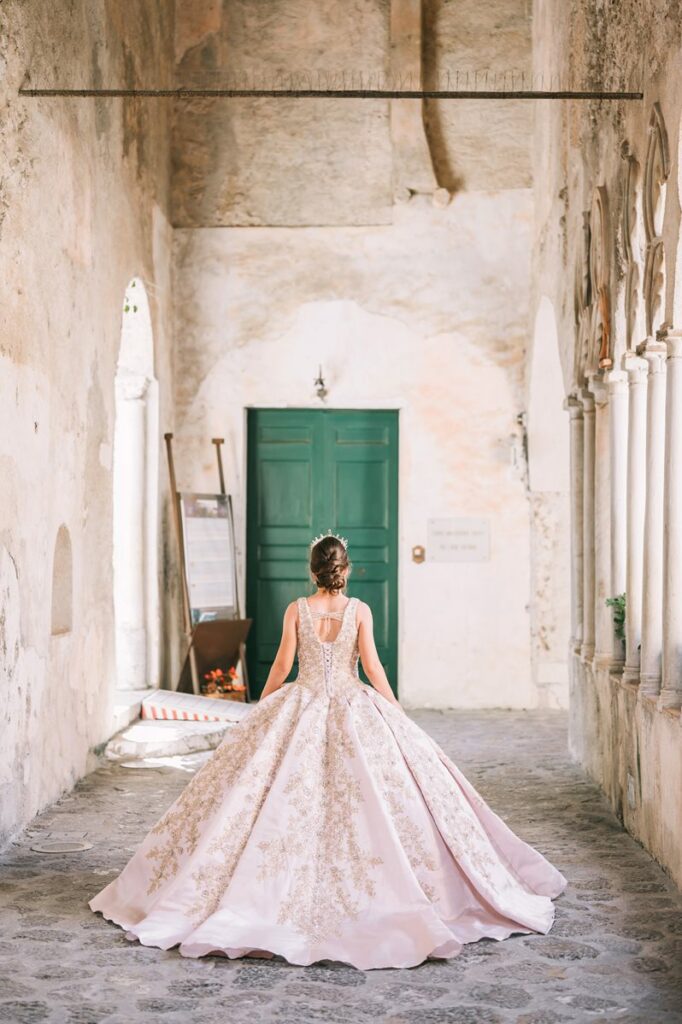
[427,517,490,562]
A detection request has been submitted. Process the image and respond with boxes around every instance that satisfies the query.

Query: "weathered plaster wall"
[423,0,532,192]
[173,193,540,709]
[0,3,177,846]
[532,0,682,887]
[169,0,545,710]
[171,0,532,226]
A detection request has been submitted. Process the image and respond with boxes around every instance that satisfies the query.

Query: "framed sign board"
[427,517,490,562]
[179,492,239,622]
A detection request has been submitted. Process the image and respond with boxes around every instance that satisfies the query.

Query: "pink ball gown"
[89,595,567,970]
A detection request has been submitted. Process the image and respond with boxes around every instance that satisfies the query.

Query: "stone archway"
[527,296,571,708]
[112,277,160,691]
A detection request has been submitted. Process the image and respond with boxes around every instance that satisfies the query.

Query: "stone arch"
[620,141,645,351]
[51,525,73,636]
[643,102,670,336]
[113,277,160,690]
[573,210,592,389]
[588,185,612,371]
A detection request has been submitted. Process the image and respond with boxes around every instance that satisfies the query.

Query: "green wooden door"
[246,408,399,698]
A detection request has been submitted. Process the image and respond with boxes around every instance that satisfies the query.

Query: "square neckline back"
[302,595,354,646]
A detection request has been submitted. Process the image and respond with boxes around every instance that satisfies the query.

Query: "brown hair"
[310,536,350,594]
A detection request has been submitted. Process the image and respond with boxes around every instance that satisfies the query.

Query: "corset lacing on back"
[309,606,346,694]
[295,596,362,697]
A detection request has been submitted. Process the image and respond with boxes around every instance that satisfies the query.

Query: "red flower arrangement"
[201,666,247,700]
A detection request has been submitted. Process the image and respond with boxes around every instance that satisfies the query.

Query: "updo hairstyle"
[309,536,351,594]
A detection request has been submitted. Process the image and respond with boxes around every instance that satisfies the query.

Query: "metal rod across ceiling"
[18,87,643,101]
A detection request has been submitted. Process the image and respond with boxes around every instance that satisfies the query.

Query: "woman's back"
[295,594,362,696]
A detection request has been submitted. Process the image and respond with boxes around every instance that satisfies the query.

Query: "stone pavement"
[1,709,682,1024]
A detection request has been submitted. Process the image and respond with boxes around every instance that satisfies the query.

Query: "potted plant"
[606,592,626,660]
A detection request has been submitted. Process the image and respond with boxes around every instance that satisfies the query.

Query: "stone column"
[591,375,613,668]
[639,339,668,697]
[113,372,149,691]
[607,370,628,669]
[566,397,584,654]
[622,353,648,684]
[660,331,682,709]
[580,389,596,661]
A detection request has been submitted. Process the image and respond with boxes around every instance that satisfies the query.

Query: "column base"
[658,688,682,711]
[580,643,595,661]
[570,636,583,656]
[621,663,641,685]
[594,651,614,669]
[639,673,661,698]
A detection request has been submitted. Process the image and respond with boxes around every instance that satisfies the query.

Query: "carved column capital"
[580,388,595,414]
[115,371,150,402]
[588,373,609,406]
[638,336,668,374]
[665,328,682,360]
[623,350,648,385]
[606,368,628,397]
[564,393,584,418]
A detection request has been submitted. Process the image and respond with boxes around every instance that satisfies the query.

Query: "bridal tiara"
[310,529,349,550]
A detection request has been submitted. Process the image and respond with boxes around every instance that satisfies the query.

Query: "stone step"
[111,688,156,734]
[105,718,236,761]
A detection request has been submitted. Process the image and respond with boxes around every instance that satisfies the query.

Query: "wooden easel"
[164,433,252,700]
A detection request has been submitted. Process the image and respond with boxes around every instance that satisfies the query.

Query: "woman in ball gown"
[89,532,567,971]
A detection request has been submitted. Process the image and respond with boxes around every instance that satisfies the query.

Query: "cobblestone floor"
[1,709,682,1024]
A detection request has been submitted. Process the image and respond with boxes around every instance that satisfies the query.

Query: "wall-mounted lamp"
[314,365,328,401]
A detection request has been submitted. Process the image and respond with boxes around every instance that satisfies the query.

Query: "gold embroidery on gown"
[253,598,384,942]
[89,591,567,969]
[144,686,301,896]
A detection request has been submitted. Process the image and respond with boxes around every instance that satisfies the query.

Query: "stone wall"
[170,0,565,711]
[0,2,177,846]
[532,0,682,887]
[173,196,539,709]
[0,0,575,846]
[171,0,532,226]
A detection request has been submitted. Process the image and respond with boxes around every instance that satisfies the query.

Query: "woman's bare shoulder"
[355,599,373,623]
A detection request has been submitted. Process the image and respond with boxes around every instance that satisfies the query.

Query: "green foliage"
[606,592,626,641]
[123,281,138,314]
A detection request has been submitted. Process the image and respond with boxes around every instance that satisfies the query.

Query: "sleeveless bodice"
[294,596,363,697]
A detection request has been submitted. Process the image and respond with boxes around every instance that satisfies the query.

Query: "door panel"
[259,460,312,525]
[335,461,388,526]
[246,409,398,698]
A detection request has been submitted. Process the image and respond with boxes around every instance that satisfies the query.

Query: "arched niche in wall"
[51,525,73,636]
[643,102,670,336]
[528,297,570,493]
[620,141,645,350]
[113,277,160,690]
[588,185,612,372]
